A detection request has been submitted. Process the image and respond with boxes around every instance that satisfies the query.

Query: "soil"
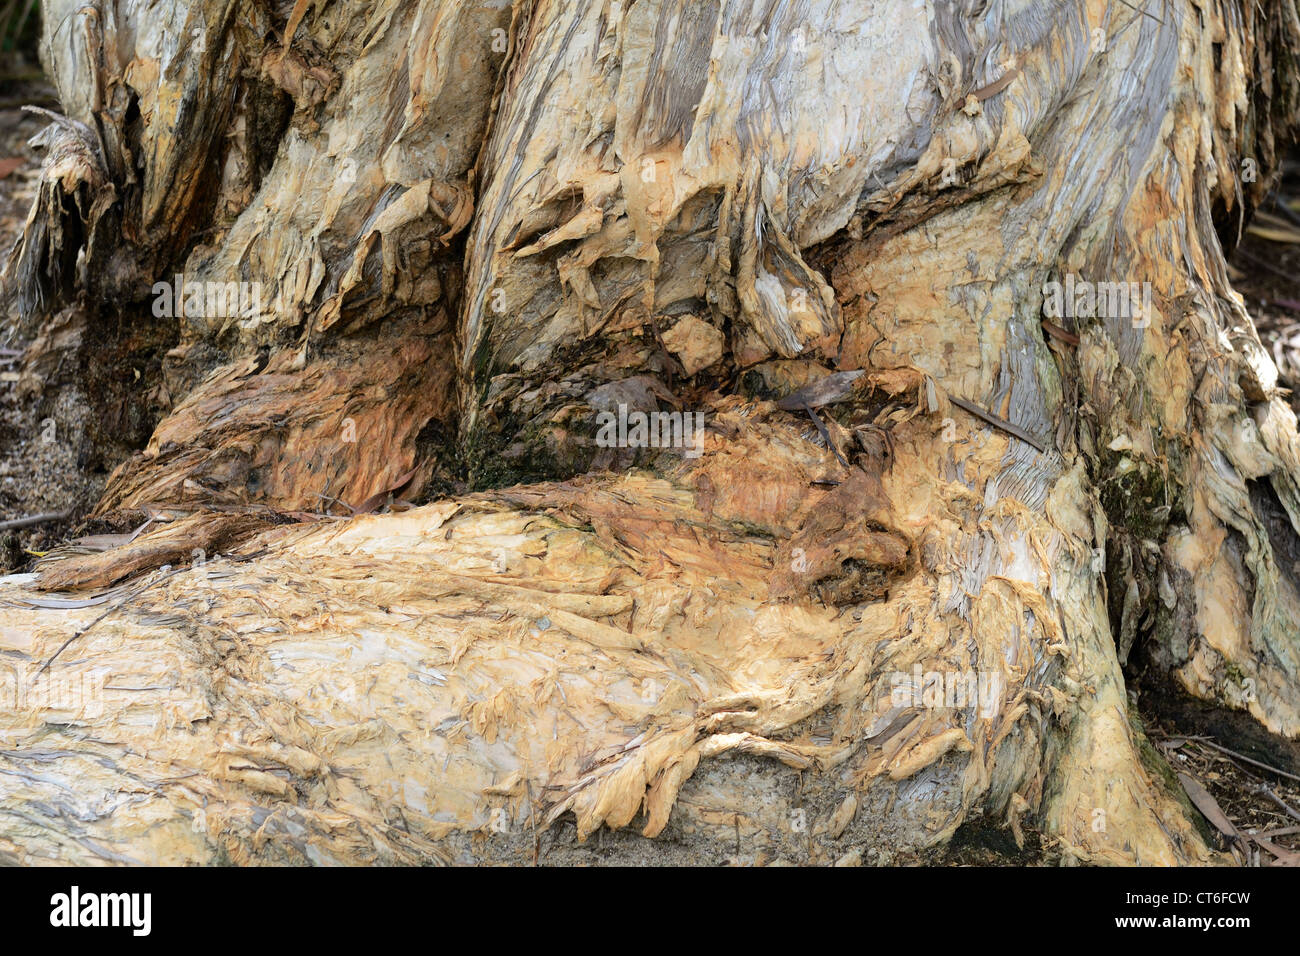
[0,67,176,566]
[0,74,101,555]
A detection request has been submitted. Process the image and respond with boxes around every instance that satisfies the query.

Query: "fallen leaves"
[1159,732,1300,867]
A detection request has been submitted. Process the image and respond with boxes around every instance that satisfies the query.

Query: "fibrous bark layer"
[3,0,1300,864]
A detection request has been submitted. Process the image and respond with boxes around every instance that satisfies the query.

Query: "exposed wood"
[2,0,1300,866]
[33,511,278,591]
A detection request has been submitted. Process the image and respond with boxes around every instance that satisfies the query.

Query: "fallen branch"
[0,510,70,533]
[1193,738,1300,785]
[1256,784,1300,824]
[1257,825,1300,839]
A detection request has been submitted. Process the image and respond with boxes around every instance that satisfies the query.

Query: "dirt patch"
[1225,155,1300,418]
[0,89,83,553]
[0,75,176,566]
[1148,722,1300,865]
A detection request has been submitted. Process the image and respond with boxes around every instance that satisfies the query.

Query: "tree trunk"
[2,0,1300,865]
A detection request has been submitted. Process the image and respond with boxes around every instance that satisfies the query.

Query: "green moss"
[472,342,495,405]
[1128,706,1217,848]
[1096,438,1186,539]
[739,369,780,402]
[463,430,540,491]
[462,411,594,492]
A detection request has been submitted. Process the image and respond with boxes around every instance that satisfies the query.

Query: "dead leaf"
[1253,835,1300,866]
[352,466,420,515]
[1246,223,1300,244]
[1178,772,1239,840]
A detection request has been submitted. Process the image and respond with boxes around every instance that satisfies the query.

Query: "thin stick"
[313,492,355,515]
[1257,825,1300,839]
[35,566,186,675]
[1256,785,1300,824]
[1115,0,1167,26]
[36,598,128,676]
[801,402,849,468]
[0,510,69,532]
[1192,738,1300,785]
[1273,194,1300,230]
[1234,247,1297,285]
[948,395,1047,453]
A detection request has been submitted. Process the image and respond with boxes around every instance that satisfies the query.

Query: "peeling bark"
[3,0,1300,865]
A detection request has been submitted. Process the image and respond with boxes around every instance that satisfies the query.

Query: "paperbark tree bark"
[2,0,1300,865]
